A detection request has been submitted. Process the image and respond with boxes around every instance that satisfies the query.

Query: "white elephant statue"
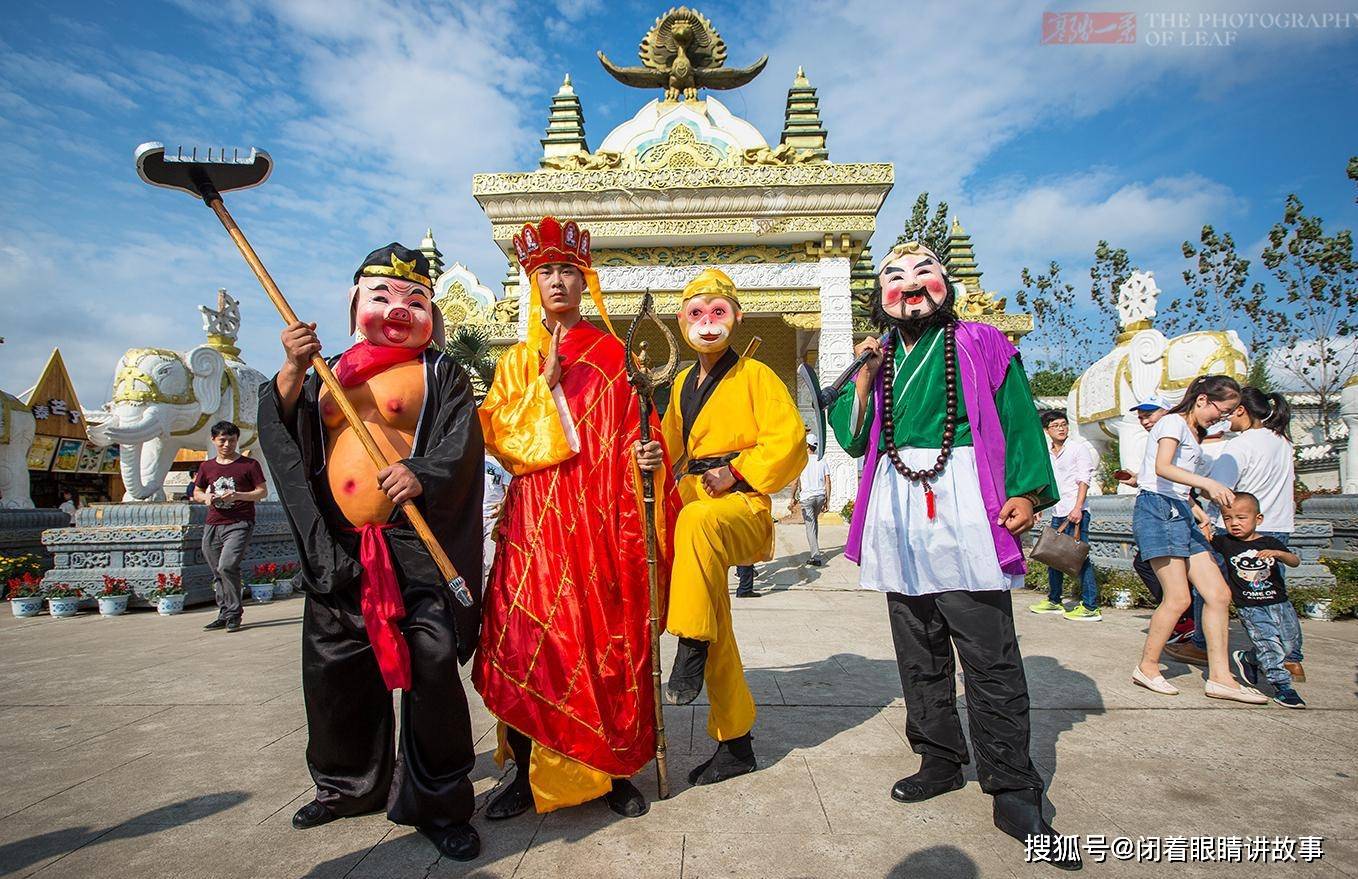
[0,391,36,509]
[87,346,271,501]
[1342,378,1358,494]
[1066,327,1249,492]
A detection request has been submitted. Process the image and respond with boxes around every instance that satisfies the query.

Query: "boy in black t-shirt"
[1212,492,1305,708]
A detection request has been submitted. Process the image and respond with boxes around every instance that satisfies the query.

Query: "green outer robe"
[828,326,1058,509]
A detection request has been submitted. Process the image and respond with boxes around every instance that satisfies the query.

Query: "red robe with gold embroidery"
[474,320,678,809]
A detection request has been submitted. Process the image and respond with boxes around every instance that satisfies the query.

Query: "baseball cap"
[1130,392,1171,413]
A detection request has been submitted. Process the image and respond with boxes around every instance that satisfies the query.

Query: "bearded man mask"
[871,242,960,337]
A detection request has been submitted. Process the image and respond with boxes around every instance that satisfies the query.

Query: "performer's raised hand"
[543,322,566,389]
[281,321,322,372]
[997,495,1037,535]
[377,463,424,505]
[852,335,884,402]
[634,440,663,472]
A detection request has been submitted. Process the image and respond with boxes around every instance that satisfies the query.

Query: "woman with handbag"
[1130,374,1266,703]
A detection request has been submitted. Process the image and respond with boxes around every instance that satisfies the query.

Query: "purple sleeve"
[193,464,210,489]
[248,458,265,488]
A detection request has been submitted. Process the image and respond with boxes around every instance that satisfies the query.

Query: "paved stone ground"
[3,524,1356,879]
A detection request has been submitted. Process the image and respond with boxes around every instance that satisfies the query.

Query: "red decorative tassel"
[924,485,936,521]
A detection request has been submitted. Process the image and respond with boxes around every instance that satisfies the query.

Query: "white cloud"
[954,170,1246,286]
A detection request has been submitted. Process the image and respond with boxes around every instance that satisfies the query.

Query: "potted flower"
[148,572,186,615]
[1109,587,1134,610]
[7,573,45,617]
[1302,597,1334,622]
[97,575,132,617]
[46,582,84,618]
[273,562,299,599]
[249,562,277,604]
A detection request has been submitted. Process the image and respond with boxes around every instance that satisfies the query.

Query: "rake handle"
[201,192,467,598]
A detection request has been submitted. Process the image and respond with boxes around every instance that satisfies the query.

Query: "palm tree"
[444,325,497,401]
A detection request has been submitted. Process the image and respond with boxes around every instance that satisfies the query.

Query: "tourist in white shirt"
[1210,387,1305,681]
[1130,374,1266,704]
[792,436,831,566]
[1029,410,1100,620]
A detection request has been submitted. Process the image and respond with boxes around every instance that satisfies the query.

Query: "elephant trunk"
[119,440,150,500]
[91,408,165,446]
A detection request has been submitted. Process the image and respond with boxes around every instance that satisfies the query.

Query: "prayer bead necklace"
[878,322,958,518]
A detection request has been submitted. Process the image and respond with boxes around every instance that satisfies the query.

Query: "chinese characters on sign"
[30,398,82,424]
[1041,12,1136,44]
[1026,835,1324,865]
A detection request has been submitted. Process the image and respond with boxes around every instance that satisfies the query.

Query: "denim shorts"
[1133,491,1212,561]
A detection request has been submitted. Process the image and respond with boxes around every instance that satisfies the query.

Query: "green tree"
[1260,193,1358,434]
[1028,368,1081,398]
[897,192,950,256]
[444,325,497,402]
[1015,260,1089,375]
[1168,226,1284,382]
[1089,240,1131,340]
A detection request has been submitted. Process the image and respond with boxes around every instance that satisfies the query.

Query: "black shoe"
[1231,649,1258,688]
[485,777,533,821]
[891,755,965,803]
[604,778,649,818]
[666,637,709,705]
[688,733,757,786]
[203,618,226,631]
[291,800,338,830]
[808,555,825,567]
[421,823,480,862]
[992,790,1082,871]
[226,618,241,632]
[734,588,758,598]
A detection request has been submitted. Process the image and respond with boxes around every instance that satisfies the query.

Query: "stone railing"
[40,502,299,606]
[1298,494,1358,560]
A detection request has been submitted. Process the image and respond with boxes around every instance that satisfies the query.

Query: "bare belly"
[326,428,414,526]
[319,360,423,526]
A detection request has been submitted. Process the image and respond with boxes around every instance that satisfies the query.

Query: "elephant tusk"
[98,413,164,446]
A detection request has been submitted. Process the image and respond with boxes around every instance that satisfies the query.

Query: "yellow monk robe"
[475,321,676,812]
[660,352,807,741]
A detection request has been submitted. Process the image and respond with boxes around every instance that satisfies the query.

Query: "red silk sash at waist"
[350,523,412,691]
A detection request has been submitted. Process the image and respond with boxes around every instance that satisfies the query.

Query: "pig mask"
[348,276,445,348]
[678,268,742,355]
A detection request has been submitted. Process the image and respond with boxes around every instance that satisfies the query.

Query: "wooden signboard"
[26,349,87,440]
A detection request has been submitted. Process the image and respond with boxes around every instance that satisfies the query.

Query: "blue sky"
[2,0,1356,406]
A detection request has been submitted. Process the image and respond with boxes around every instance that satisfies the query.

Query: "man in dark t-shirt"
[193,421,268,631]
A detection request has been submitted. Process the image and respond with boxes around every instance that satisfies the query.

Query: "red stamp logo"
[1042,12,1137,44]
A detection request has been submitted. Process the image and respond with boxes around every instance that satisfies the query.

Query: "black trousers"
[301,577,476,830]
[887,589,1044,795]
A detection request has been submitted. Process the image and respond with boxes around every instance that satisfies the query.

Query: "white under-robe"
[859,447,1023,596]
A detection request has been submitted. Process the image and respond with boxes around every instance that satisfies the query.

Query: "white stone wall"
[816,257,856,514]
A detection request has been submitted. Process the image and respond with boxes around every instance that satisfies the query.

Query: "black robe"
[257,347,484,828]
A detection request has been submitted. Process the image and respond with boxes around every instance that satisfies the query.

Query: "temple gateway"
[434,8,1032,510]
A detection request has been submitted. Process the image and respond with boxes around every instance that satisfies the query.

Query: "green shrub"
[1024,557,1155,608]
[1289,558,1358,619]
[839,499,854,522]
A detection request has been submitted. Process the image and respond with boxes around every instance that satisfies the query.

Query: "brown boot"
[1163,642,1208,666]
[1283,661,1306,682]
